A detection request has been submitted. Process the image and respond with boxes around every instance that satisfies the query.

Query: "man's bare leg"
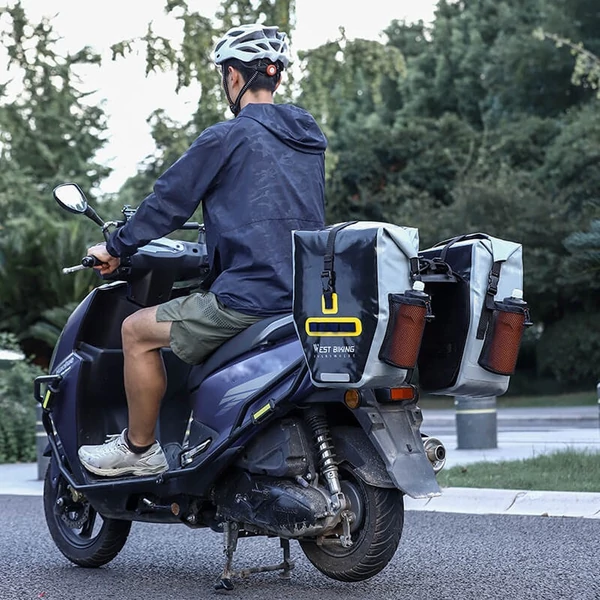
[121,306,172,447]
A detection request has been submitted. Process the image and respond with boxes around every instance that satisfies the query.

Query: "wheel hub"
[57,496,90,529]
[340,481,364,533]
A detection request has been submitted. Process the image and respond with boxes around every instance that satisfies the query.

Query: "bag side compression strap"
[476,260,503,340]
[321,221,357,311]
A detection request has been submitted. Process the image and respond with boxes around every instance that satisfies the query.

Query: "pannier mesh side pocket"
[379,294,428,369]
[478,303,527,376]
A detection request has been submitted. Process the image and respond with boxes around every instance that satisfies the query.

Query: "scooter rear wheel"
[299,467,403,582]
[43,461,131,567]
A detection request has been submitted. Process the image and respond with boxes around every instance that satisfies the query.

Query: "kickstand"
[215,521,239,591]
[214,526,295,592]
[278,538,293,579]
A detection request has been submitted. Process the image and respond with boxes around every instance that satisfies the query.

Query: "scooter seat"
[189,314,297,386]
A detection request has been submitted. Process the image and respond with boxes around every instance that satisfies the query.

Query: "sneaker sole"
[81,462,168,477]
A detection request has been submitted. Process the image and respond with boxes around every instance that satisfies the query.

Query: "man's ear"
[228,65,242,87]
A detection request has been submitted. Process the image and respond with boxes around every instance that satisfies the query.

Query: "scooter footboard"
[352,398,441,499]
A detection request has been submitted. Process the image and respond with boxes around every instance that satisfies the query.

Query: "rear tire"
[300,467,404,582]
[43,461,131,567]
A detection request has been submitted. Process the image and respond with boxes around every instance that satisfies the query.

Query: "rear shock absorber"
[305,406,342,498]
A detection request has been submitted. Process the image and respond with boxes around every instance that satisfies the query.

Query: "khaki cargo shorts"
[156,291,261,365]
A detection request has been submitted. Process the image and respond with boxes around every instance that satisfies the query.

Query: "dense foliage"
[0,359,43,462]
[0,2,108,360]
[0,335,43,462]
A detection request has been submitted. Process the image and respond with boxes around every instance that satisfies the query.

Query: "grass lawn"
[436,449,600,493]
[419,390,597,410]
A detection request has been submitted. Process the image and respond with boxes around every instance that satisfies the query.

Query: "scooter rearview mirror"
[53,182,105,228]
[53,182,88,214]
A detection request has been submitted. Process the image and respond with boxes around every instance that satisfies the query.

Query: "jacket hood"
[239,103,327,154]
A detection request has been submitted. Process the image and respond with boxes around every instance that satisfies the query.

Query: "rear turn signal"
[344,389,362,409]
[375,385,418,403]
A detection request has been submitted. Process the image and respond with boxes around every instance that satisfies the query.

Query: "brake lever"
[101,220,125,242]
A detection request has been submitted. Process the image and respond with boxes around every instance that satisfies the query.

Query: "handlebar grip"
[81,255,101,267]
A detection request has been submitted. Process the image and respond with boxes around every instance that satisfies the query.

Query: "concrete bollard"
[454,395,498,450]
[35,404,49,480]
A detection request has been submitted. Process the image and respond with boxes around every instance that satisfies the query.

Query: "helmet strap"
[223,62,280,116]
[223,67,260,117]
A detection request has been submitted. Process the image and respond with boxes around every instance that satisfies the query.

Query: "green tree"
[297,34,406,138]
[534,30,600,99]
[0,2,109,193]
[323,112,477,234]
[396,0,598,129]
[564,217,600,293]
[0,2,110,362]
[536,311,600,387]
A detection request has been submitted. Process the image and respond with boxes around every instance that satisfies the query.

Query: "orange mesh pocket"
[380,295,429,369]
[478,307,526,375]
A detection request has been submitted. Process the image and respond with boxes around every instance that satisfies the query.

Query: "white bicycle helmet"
[213,24,290,68]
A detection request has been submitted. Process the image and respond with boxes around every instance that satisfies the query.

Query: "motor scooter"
[35,183,446,591]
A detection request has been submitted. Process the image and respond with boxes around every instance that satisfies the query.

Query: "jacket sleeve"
[106,128,224,257]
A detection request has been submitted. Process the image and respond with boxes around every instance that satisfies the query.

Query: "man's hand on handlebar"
[87,243,121,276]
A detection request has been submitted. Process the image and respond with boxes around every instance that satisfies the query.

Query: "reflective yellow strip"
[305,317,362,337]
[321,293,339,315]
[43,390,51,409]
[252,403,272,421]
[455,408,497,415]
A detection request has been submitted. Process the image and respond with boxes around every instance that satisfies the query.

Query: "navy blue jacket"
[107,103,327,317]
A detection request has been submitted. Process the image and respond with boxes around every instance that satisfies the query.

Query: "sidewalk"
[1,406,599,518]
[420,405,600,468]
[406,404,600,518]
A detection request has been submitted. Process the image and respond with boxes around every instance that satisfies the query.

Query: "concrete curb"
[404,487,600,519]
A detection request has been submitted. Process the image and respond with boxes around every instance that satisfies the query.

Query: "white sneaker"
[78,430,168,477]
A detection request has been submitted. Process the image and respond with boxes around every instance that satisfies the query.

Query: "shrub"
[536,312,600,387]
[0,359,44,463]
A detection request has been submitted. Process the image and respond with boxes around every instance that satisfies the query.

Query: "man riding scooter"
[78,23,327,477]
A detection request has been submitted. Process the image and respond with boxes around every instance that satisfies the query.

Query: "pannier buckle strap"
[321,270,335,310]
[321,269,334,293]
[476,260,504,340]
[320,221,357,312]
[487,271,499,296]
[410,257,422,282]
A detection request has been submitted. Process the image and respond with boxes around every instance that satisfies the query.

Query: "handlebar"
[81,255,101,268]
[179,222,201,230]
[62,255,101,274]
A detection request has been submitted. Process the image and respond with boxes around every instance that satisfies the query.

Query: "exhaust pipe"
[422,436,446,474]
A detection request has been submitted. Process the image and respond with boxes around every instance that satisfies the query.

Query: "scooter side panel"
[49,289,99,372]
[190,337,304,437]
[47,282,136,481]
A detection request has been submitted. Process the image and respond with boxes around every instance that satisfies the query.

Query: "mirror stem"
[85,206,105,228]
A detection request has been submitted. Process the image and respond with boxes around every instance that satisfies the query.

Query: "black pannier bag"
[417,233,532,397]
[292,221,427,388]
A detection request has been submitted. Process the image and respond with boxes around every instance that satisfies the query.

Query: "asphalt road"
[2,495,599,600]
